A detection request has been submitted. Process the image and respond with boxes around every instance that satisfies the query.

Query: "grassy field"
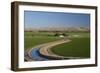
[50,32,90,58]
[24,31,90,58]
[24,32,62,50]
[51,37,90,58]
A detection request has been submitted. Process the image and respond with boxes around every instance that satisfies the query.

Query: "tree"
[54,33,59,36]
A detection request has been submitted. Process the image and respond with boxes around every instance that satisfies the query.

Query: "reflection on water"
[30,48,49,61]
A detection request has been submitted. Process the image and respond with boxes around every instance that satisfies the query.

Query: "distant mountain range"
[25,26,90,32]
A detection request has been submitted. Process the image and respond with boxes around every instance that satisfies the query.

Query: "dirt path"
[39,39,71,59]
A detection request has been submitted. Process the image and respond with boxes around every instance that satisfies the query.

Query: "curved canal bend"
[25,39,71,61]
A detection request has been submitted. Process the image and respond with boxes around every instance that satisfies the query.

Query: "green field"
[24,31,90,58]
[51,37,90,58]
[24,32,62,50]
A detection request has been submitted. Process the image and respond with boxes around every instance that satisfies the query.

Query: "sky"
[24,11,90,29]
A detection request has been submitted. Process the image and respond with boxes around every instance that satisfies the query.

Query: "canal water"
[30,48,49,61]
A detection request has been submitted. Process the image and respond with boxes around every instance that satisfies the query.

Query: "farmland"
[24,31,90,60]
[51,37,90,58]
[24,32,63,50]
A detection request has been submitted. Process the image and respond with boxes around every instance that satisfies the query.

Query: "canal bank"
[25,39,70,61]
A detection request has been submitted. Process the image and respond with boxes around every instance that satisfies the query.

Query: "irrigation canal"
[29,48,49,61]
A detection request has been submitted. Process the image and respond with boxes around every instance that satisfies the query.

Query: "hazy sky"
[24,11,90,29]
